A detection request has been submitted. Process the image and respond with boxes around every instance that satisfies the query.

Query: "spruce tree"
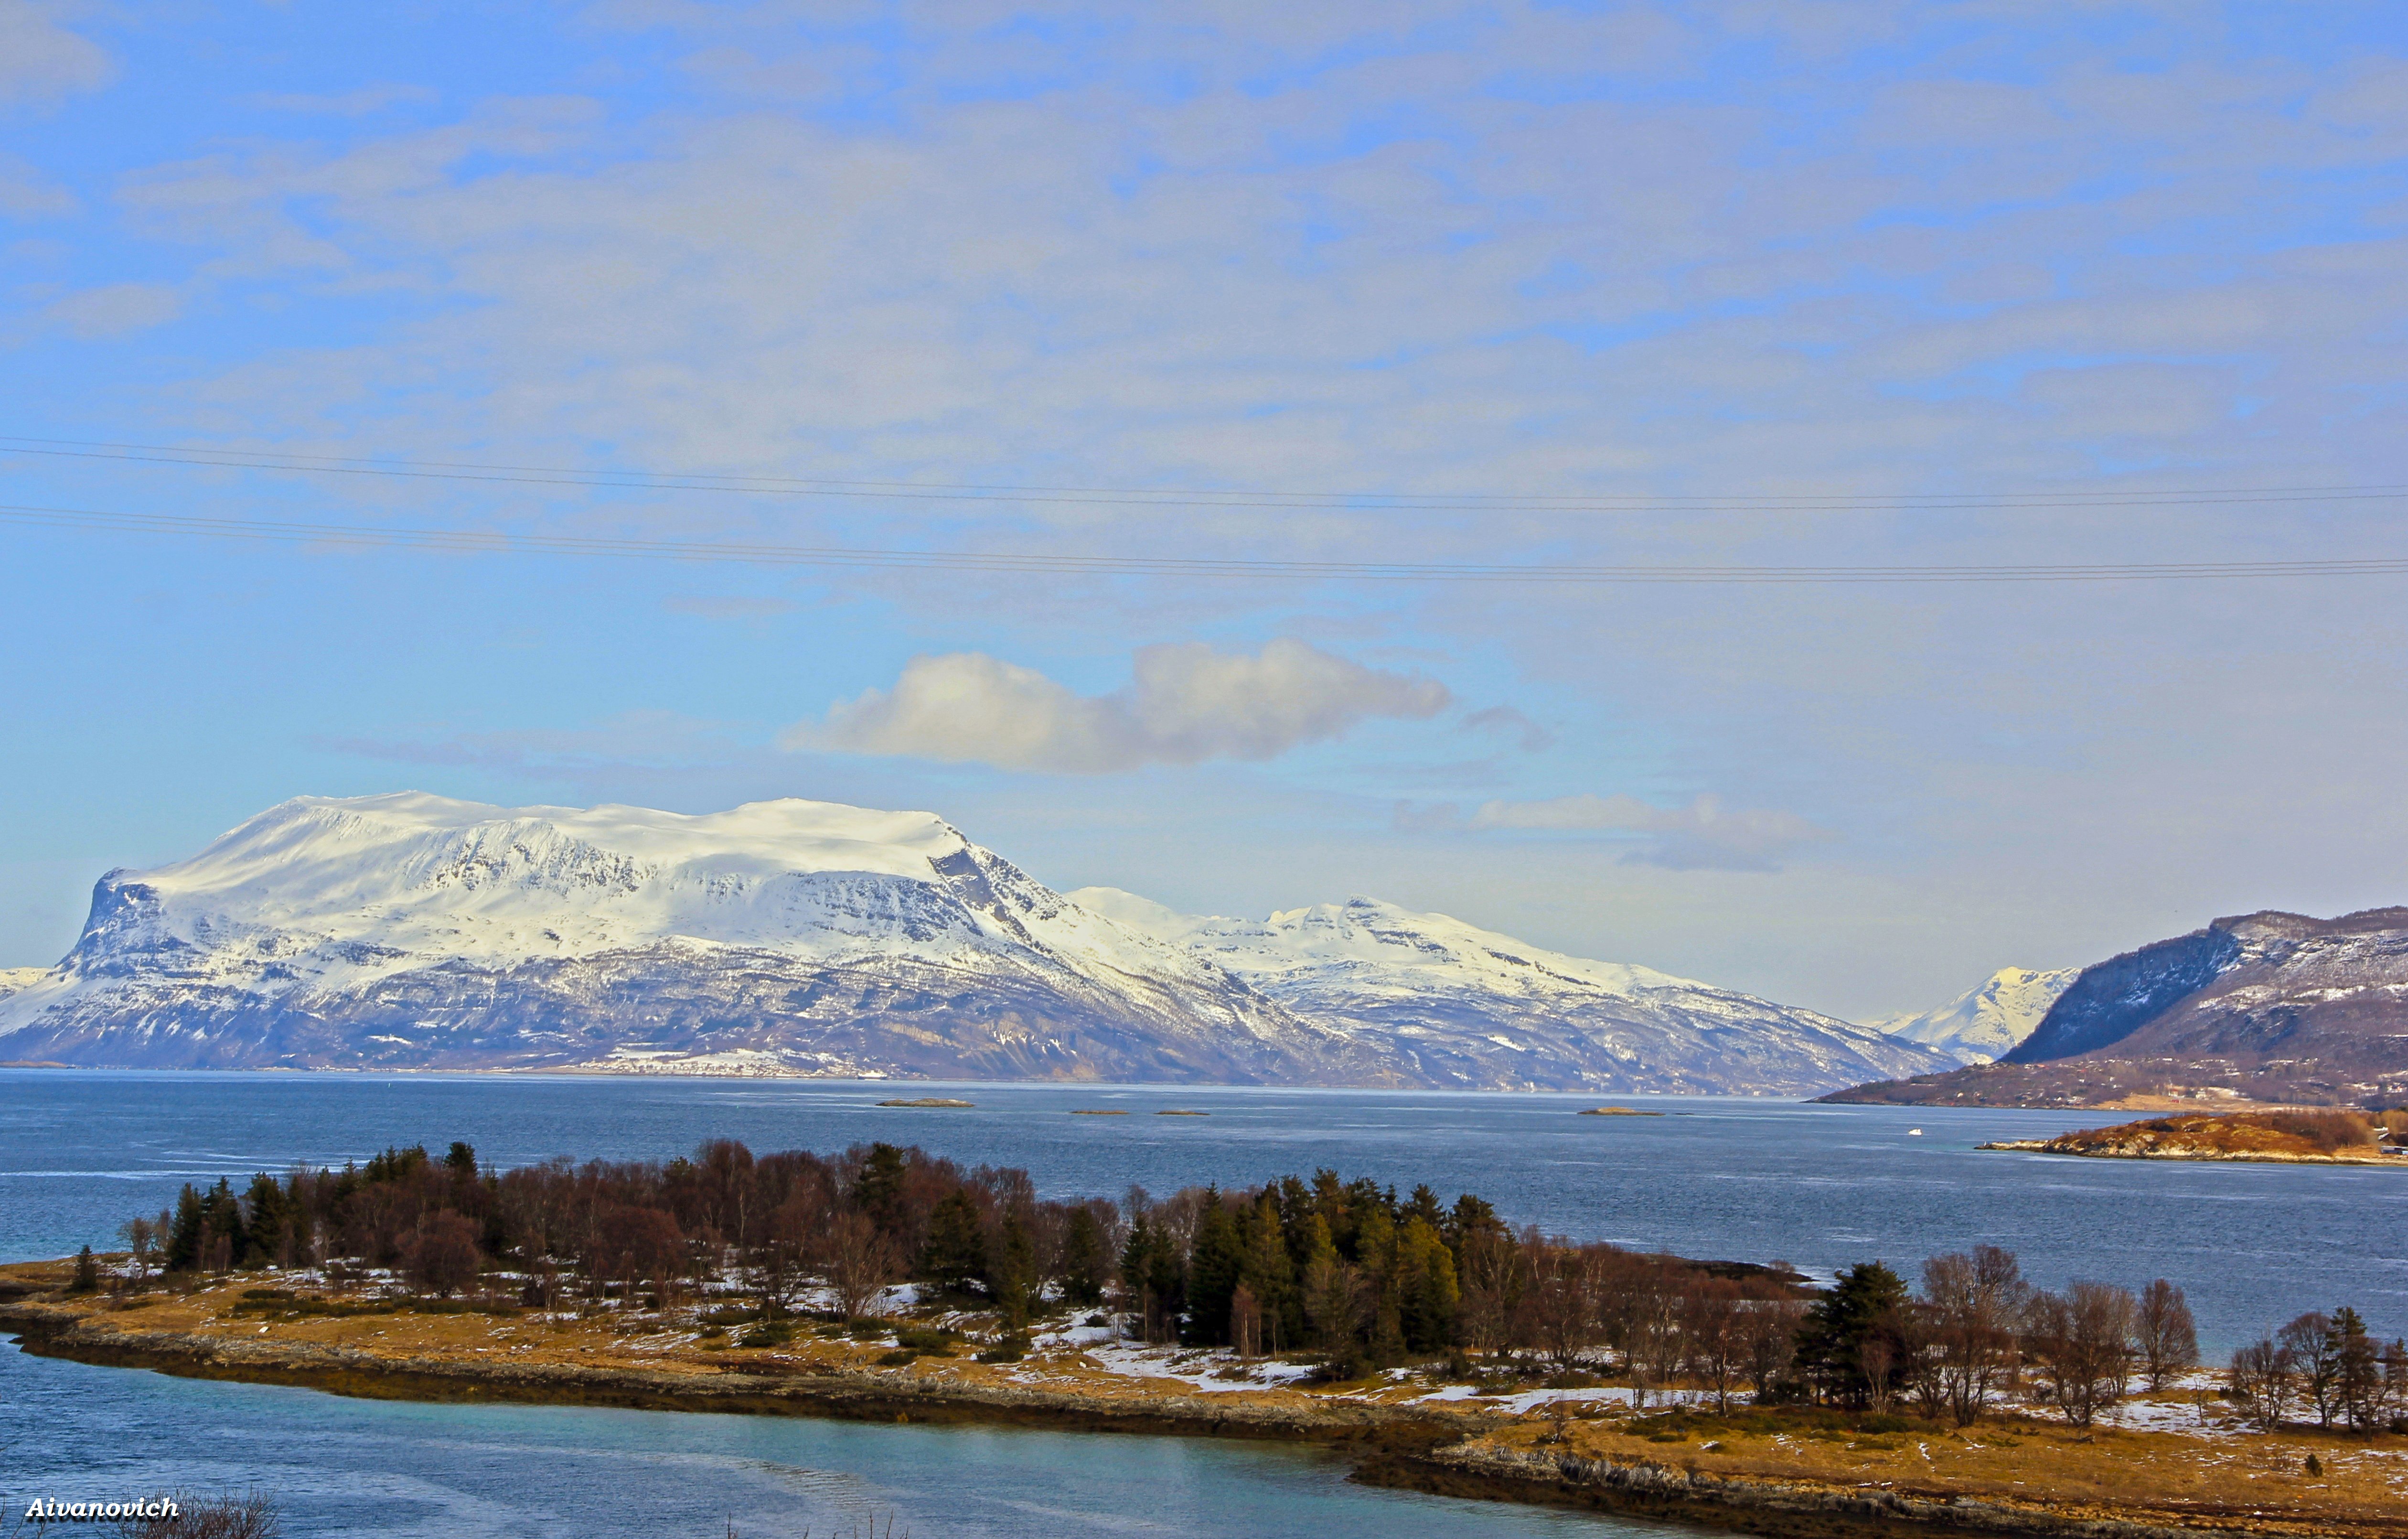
[916,1190,988,1296]
[853,1143,908,1238]
[69,1244,99,1293]
[1183,1192,1242,1346]
[1793,1261,1909,1407]
[1060,1207,1106,1307]
[165,1184,205,1273]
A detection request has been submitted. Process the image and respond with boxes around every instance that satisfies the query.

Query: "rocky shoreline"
[1359,1442,2310,1539]
[0,1295,1421,1440]
[1978,1139,2405,1166]
[5,1290,2391,1539]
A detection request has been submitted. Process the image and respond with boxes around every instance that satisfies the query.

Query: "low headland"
[7,1138,2407,1539]
[1980,1110,2408,1166]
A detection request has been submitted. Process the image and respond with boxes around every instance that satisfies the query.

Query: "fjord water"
[6,1071,2406,1538]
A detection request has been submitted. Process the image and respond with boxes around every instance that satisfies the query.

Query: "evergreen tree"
[1060,1207,1107,1306]
[915,1190,988,1296]
[1395,1216,1461,1353]
[69,1244,99,1293]
[988,1206,1037,1328]
[853,1143,909,1238]
[241,1172,289,1270]
[165,1184,205,1273]
[1793,1261,1910,1407]
[1184,1191,1242,1346]
[198,1179,245,1273]
[1237,1190,1298,1352]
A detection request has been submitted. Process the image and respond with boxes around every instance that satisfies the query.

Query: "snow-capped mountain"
[0,791,1952,1092]
[1072,889,1952,1094]
[0,794,1377,1083]
[1867,966,2078,1064]
[0,968,43,1001]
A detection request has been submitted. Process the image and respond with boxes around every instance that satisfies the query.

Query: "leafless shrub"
[109,1491,278,1538]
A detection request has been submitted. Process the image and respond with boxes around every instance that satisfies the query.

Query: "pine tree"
[1794,1261,1910,1407]
[989,1206,1037,1328]
[915,1190,988,1296]
[69,1244,99,1293]
[164,1184,205,1273]
[1060,1207,1107,1307]
[1395,1216,1461,1353]
[853,1143,908,1238]
[1184,1191,1242,1346]
[241,1172,289,1270]
[1237,1190,1297,1353]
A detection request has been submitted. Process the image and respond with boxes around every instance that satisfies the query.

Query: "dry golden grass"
[1488,1405,2408,1536]
[13,1259,2408,1535]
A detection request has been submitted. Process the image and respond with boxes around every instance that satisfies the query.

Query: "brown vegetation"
[1984,1110,2406,1164]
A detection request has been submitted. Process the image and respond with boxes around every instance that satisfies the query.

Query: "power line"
[2,435,2404,515]
[3,501,2403,584]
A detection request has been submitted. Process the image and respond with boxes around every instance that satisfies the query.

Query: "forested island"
[6,1137,2407,1538]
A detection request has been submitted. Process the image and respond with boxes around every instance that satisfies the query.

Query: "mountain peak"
[3,791,1951,1093]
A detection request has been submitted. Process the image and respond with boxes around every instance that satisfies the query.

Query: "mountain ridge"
[1867,966,2078,1064]
[1825,907,2408,1108]
[0,792,1952,1093]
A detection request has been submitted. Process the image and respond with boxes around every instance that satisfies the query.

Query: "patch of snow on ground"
[1067,1342,1319,1393]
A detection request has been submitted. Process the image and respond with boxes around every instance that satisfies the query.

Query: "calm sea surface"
[6,1070,2405,1536]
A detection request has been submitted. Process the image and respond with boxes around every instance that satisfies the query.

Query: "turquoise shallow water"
[5,1069,2405,1535]
[0,1344,1635,1538]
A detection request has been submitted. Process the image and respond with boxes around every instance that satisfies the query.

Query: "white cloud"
[41,280,181,338]
[786,639,1449,773]
[1460,704,1553,752]
[0,152,73,219]
[1455,792,1831,872]
[0,1,110,104]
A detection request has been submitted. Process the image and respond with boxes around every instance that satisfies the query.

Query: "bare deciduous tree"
[820,1209,899,1321]
[1679,1278,1748,1413]
[2134,1279,2198,1391]
[2229,1336,2297,1431]
[1922,1245,2025,1426]
[1738,1287,1805,1402]
[2022,1281,2135,1429]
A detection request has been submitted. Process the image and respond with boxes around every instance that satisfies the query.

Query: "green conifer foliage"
[1793,1260,1910,1407]
[853,1143,909,1238]
[916,1189,989,1296]
[1184,1191,1242,1346]
[1060,1207,1108,1306]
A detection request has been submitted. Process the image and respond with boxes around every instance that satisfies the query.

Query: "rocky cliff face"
[1826,908,2408,1108]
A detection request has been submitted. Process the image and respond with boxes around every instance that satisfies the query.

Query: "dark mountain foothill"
[1825,907,2408,1109]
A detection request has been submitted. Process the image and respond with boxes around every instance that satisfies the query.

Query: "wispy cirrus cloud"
[0,1,111,105]
[786,639,1450,774]
[1399,792,1831,872]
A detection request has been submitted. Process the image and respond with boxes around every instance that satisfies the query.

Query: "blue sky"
[4,0,2408,1019]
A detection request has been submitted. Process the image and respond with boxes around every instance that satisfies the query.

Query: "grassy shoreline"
[9,1261,2404,1539]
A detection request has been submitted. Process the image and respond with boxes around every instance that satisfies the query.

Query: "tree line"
[104,1137,2407,1432]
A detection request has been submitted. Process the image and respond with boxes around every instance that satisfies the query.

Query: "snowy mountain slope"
[0,794,1379,1082]
[0,967,44,1001]
[1866,966,2079,1064]
[1072,889,1953,1094]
